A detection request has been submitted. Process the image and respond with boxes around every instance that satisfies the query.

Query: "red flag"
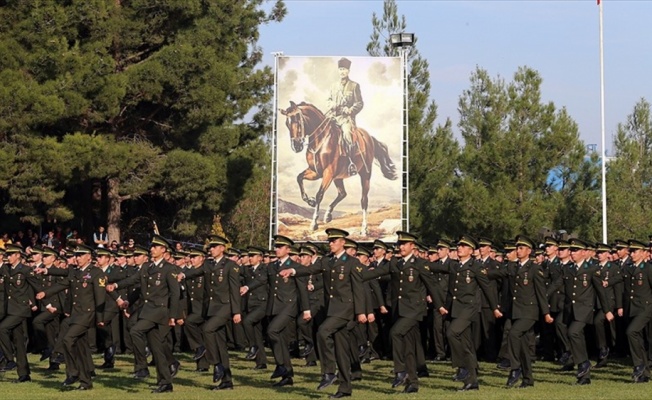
[597,0,600,4]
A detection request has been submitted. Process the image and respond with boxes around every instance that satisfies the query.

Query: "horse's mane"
[296,101,325,118]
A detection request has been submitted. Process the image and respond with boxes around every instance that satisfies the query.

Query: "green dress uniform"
[0,259,41,380]
[182,261,209,368]
[242,261,270,367]
[432,255,456,361]
[594,259,623,363]
[97,262,126,367]
[43,262,107,389]
[111,258,180,388]
[621,242,652,381]
[296,263,324,365]
[32,264,65,362]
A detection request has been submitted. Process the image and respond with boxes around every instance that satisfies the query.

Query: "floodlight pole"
[269,51,283,249]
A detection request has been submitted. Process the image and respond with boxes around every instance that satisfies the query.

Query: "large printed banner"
[275,56,403,242]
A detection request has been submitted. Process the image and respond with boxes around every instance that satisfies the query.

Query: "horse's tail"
[372,136,398,180]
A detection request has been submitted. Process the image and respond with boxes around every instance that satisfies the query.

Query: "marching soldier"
[241,246,270,370]
[35,244,108,390]
[182,247,210,372]
[296,245,323,367]
[32,247,63,365]
[594,242,623,368]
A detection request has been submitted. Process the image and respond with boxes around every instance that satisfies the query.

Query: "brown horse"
[279,101,397,235]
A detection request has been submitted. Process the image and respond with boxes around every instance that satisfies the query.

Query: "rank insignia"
[233,267,239,273]
[155,280,161,286]
[480,269,487,275]
[356,267,362,273]
[98,278,106,287]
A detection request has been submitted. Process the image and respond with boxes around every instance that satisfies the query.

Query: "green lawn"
[0,352,649,399]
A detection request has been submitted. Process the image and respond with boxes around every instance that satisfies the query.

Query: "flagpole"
[599,0,607,242]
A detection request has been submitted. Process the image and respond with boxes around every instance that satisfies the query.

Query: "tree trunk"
[107,177,122,244]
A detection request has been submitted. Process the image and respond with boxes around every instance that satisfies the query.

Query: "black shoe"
[145,347,152,358]
[458,382,479,391]
[575,378,591,385]
[151,384,173,393]
[518,382,534,388]
[300,343,314,358]
[358,345,367,358]
[0,360,17,371]
[318,373,338,390]
[196,368,209,372]
[633,365,646,381]
[432,356,446,362]
[273,376,293,387]
[360,357,371,364]
[594,357,608,368]
[270,365,288,380]
[254,364,268,370]
[13,375,31,383]
[634,375,650,383]
[212,381,234,390]
[133,369,150,379]
[416,368,429,378]
[577,361,591,378]
[506,368,522,388]
[392,371,407,388]
[453,368,469,382]
[245,346,258,360]
[559,364,574,372]
[403,383,418,393]
[53,353,65,364]
[558,352,571,365]
[304,361,317,367]
[351,375,362,382]
[90,371,96,379]
[329,392,351,399]
[169,360,180,378]
[62,376,80,387]
[46,362,60,371]
[213,364,225,382]
[98,362,114,369]
[496,359,511,370]
[40,348,53,362]
[104,345,116,363]
[75,384,92,390]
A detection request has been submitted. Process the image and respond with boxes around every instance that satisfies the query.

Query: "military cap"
[357,247,371,257]
[74,244,94,255]
[299,246,316,257]
[63,249,76,258]
[173,250,189,260]
[478,237,493,247]
[595,242,612,253]
[273,235,295,247]
[495,250,505,258]
[208,235,230,247]
[372,240,388,250]
[31,246,45,254]
[337,57,352,69]
[416,242,428,253]
[325,228,349,240]
[457,235,478,250]
[95,247,113,257]
[40,247,58,257]
[386,246,395,254]
[267,249,276,257]
[396,231,419,243]
[189,247,206,257]
[392,243,400,252]
[132,245,149,256]
[427,244,438,253]
[65,239,78,250]
[613,239,629,249]
[503,240,516,251]
[569,238,588,250]
[247,246,266,257]
[305,242,321,254]
[288,245,300,256]
[4,244,23,254]
[116,249,131,257]
[150,234,171,249]
[515,235,535,249]
[436,238,452,249]
[628,239,647,251]
[557,240,570,250]
[450,245,458,251]
[534,249,544,256]
[225,248,241,257]
[544,236,559,247]
[344,238,358,249]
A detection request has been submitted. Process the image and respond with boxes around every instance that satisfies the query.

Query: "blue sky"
[258,0,652,154]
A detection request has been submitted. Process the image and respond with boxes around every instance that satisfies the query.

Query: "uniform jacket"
[2,262,40,318]
[621,260,652,317]
[267,257,310,317]
[183,256,241,317]
[45,265,107,327]
[490,260,550,320]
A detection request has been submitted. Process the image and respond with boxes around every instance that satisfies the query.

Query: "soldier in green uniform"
[32,247,64,365]
[296,245,323,367]
[327,57,364,176]
[241,246,271,370]
[495,236,553,388]
[547,238,613,385]
[431,240,455,362]
[281,229,365,398]
[94,247,124,369]
[476,237,501,362]
[622,239,652,382]
[361,231,439,394]
[0,244,42,382]
[106,235,181,393]
[35,244,108,390]
[182,247,210,372]
[594,242,623,368]
[434,235,501,391]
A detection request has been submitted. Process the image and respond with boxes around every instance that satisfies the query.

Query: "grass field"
[0,351,649,399]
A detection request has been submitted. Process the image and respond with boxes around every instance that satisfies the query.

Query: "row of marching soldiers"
[1,231,652,396]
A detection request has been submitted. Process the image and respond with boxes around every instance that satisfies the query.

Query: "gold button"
[453,296,456,300]
[398,296,402,299]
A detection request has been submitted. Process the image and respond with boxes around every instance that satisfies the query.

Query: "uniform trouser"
[433,309,446,358]
[0,315,29,377]
[62,323,92,387]
[97,311,118,352]
[203,311,232,377]
[347,320,362,380]
[507,318,536,384]
[268,313,295,376]
[378,310,392,359]
[226,318,247,349]
[594,310,616,350]
[480,307,498,361]
[297,303,321,363]
[317,316,352,394]
[627,313,652,373]
[33,310,60,353]
[131,319,173,385]
[554,310,570,355]
[447,317,477,385]
[120,312,133,353]
[243,306,268,365]
[184,313,205,351]
[366,317,380,359]
[390,317,419,387]
[87,326,97,352]
[567,320,589,379]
